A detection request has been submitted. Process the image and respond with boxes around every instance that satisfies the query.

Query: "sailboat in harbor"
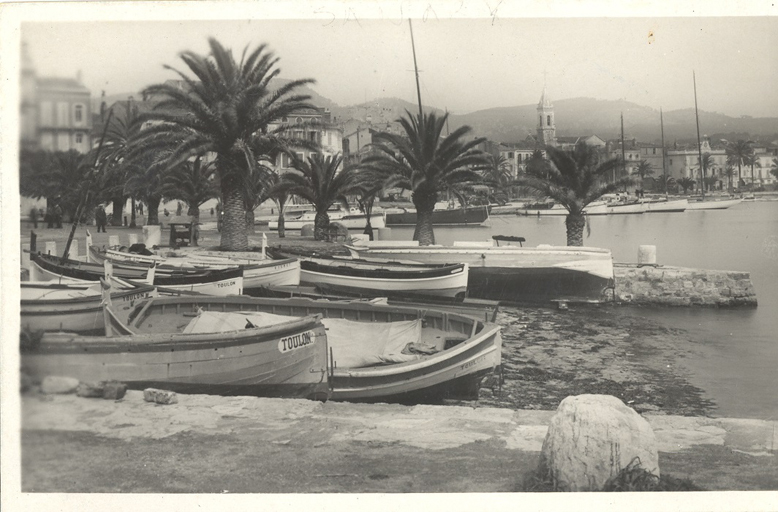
[685,71,743,211]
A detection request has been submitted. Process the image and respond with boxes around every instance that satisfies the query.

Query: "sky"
[15,5,778,118]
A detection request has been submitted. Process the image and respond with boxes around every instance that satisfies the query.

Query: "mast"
[620,112,626,189]
[693,71,705,200]
[408,18,424,119]
[660,107,668,196]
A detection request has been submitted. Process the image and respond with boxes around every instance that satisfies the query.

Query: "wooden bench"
[168,223,197,248]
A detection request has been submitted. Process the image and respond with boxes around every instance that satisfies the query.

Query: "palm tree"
[744,152,761,189]
[723,165,736,193]
[35,150,100,223]
[131,38,317,251]
[632,159,654,192]
[698,153,715,192]
[515,142,627,246]
[477,153,513,204]
[361,111,488,245]
[677,177,696,194]
[255,172,291,238]
[158,156,220,245]
[770,158,778,181]
[275,153,360,240]
[350,169,390,239]
[725,139,754,189]
[654,174,676,195]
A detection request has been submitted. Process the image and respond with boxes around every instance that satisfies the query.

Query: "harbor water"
[385,201,778,420]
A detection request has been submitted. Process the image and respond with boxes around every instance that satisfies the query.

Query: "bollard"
[128,233,139,245]
[376,227,392,242]
[638,245,657,265]
[143,225,161,247]
[45,241,57,255]
[21,243,30,269]
[108,235,120,248]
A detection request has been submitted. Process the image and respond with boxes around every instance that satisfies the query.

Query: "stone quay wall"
[613,263,757,307]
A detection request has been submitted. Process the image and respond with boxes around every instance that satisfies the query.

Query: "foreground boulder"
[40,376,79,395]
[102,381,128,400]
[76,381,105,398]
[300,224,315,237]
[143,388,178,405]
[539,394,659,491]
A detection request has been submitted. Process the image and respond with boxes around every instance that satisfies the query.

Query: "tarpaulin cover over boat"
[181,311,429,368]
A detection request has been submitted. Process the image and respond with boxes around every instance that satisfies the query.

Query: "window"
[669,159,673,165]
[296,117,303,124]
[652,148,656,155]
[75,133,83,144]
[40,101,53,125]
[309,131,317,142]
[282,154,290,168]
[539,115,543,126]
[74,105,84,123]
[57,102,69,127]
[546,115,551,127]
[508,152,514,159]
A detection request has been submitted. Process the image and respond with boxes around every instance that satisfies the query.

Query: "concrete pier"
[614,263,757,307]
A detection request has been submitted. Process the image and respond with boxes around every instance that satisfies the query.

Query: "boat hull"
[385,206,490,226]
[298,260,468,300]
[685,198,743,210]
[645,199,688,213]
[331,327,501,402]
[21,282,157,335]
[606,202,646,214]
[23,312,330,400]
[347,245,615,303]
[90,247,300,289]
[31,253,244,296]
[269,212,386,230]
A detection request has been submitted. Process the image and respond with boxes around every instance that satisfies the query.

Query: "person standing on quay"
[95,205,107,233]
[53,201,63,229]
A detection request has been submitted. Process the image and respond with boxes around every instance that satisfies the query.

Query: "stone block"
[143,388,178,405]
[41,376,80,394]
[300,224,315,237]
[77,381,105,398]
[539,394,659,491]
[103,381,128,400]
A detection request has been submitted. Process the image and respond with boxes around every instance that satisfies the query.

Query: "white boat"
[269,209,386,230]
[644,198,688,213]
[89,246,300,289]
[685,198,743,210]
[290,254,469,301]
[606,200,646,214]
[346,237,615,304]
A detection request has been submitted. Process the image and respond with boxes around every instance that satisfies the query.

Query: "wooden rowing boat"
[22,295,330,400]
[21,280,157,335]
[88,245,300,289]
[30,252,243,296]
[279,252,469,301]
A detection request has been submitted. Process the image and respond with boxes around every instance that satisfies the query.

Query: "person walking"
[53,202,63,229]
[95,205,107,233]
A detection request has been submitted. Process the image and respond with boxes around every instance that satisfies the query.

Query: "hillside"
[91,84,778,145]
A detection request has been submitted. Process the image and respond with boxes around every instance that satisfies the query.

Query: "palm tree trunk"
[278,213,286,238]
[188,204,199,247]
[111,197,124,226]
[314,210,329,241]
[130,197,136,228]
[414,209,436,246]
[565,213,586,247]
[246,207,256,235]
[220,184,249,251]
[147,195,161,225]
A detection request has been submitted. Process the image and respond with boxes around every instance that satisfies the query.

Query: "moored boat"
[644,198,688,213]
[346,238,615,304]
[88,245,300,289]
[384,205,490,226]
[280,252,469,301]
[269,209,386,231]
[22,295,330,400]
[685,197,743,210]
[21,280,157,335]
[30,252,244,296]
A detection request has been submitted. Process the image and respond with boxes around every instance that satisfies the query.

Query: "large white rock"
[539,394,659,491]
[41,376,80,395]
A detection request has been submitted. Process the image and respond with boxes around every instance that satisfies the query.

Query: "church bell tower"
[536,86,556,147]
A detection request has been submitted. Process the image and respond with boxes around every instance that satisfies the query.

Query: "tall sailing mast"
[408,19,424,119]
[693,71,706,200]
[620,112,626,190]
[660,107,668,196]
